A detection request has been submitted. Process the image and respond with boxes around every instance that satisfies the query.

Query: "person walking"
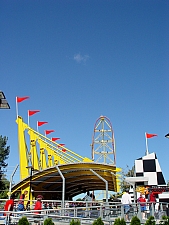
[137,193,146,220]
[121,189,132,222]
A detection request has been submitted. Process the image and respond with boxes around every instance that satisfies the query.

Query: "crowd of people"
[2,189,158,222]
[121,188,157,222]
[3,193,44,215]
[3,194,95,214]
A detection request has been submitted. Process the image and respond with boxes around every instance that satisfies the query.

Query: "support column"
[90,169,108,203]
[56,166,65,209]
[90,169,109,220]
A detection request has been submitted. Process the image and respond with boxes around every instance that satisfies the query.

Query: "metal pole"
[145,133,149,155]
[56,166,65,209]
[29,167,33,200]
[9,164,19,199]
[26,165,34,201]
[90,169,109,220]
[90,169,108,203]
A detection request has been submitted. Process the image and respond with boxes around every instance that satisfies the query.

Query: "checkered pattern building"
[135,152,166,186]
[131,152,168,206]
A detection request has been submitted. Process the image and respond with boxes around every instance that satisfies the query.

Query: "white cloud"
[74,53,89,63]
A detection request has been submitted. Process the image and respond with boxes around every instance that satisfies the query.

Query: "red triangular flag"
[16,96,29,103]
[146,133,157,138]
[37,121,48,127]
[51,137,60,141]
[45,130,55,135]
[28,110,40,116]
[62,148,66,152]
[58,144,65,147]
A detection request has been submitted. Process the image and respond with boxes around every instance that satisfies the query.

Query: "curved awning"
[12,162,120,200]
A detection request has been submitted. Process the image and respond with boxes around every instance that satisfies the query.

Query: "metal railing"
[0,199,169,225]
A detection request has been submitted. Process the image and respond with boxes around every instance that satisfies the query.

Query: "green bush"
[114,218,121,225]
[120,218,126,225]
[145,216,155,225]
[43,218,54,225]
[18,216,29,225]
[114,218,126,225]
[92,217,104,225]
[130,216,141,225]
[159,215,169,225]
[70,218,81,225]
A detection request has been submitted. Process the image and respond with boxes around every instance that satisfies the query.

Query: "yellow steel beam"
[16,116,93,181]
[28,129,39,171]
[16,116,29,180]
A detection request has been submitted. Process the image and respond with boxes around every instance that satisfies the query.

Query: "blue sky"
[1,0,169,189]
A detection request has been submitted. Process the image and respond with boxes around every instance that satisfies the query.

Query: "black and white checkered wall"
[135,152,166,186]
[128,152,168,205]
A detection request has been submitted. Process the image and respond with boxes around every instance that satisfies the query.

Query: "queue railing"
[0,199,169,224]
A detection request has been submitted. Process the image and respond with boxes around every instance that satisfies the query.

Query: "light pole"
[9,164,19,199]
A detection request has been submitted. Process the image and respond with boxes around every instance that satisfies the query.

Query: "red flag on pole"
[45,130,55,135]
[59,144,65,147]
[146,133,158,138]
[16,96,29,103]
[37,121,48,126]
[51,137,60,141]
[16,96,29,118]
[28,110,40,116]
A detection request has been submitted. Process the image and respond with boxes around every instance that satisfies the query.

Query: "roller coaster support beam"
[16,116,29,180]
[56,166,65,210]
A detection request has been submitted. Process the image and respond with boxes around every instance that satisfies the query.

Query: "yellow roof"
[12,162,120,199]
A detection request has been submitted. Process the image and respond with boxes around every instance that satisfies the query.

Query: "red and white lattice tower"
[91,115,116,165]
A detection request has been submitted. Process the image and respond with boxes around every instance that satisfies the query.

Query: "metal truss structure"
[91,115,116,165]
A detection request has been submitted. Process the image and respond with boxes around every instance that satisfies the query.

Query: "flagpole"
[145,132,149,155]
[28,111,30,126]
[16,97,18,118]
[37,121,39,133]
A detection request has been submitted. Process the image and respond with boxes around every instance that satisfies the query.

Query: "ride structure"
[11,114,121,205]
[17,116,92,180]
[91,115,117,199]
[91,115,116,164]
